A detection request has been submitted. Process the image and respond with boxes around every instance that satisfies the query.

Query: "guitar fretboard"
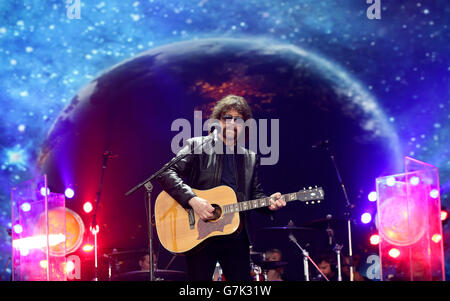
[222,192,300,214]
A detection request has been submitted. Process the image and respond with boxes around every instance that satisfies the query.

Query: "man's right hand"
[188,196,215,221]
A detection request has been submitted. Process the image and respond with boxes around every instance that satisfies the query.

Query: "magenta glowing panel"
[11,175,67,281]
[375,157,445,281]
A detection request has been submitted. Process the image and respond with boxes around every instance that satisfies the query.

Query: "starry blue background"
[0,0,449,280]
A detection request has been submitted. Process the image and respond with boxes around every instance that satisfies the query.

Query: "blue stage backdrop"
[0,1,448,281]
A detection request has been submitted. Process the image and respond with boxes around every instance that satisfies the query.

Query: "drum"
[36,207,85,256]
[111,269,187,281]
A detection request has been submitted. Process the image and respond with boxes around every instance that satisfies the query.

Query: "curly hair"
[210,95,252,121]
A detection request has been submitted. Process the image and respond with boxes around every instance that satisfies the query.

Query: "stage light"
[369,234,380,245]
[368,191,377,202]
[409,176,420,186]
[13,224,23,234]
[441,210,448,221]
[65,188,75,199]
[361,212,372,224]
[40,187,50,196]
[39,260,48,269]
[429,189,439,199]
[13,234,66,250]
[83,201,93,213]
[20,202,31,212]
[65,260,75,274]
[20,248,29,256]
[386,177,396,187]
[431,234,442,243]
[90,224,99,235]
[82,244,94,252]
[388,248,400,258]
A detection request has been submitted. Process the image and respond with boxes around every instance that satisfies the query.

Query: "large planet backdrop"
[0,1,449,281]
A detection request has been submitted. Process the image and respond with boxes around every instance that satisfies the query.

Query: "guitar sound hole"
[208,204,222,222]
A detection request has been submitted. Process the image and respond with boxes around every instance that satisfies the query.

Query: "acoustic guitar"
[155,185,324,253]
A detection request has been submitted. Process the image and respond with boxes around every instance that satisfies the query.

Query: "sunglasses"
[222,114,244,123]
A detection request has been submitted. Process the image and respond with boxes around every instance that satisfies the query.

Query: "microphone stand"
[89,150,114,281]
[289,233,329,281]
[125,135,216,281]
[323,141,355,281]
[326,219,343,281]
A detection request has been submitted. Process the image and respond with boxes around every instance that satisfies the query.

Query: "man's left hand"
[268,192,286,211]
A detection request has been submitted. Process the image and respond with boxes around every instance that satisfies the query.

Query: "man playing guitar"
[157,94,286,281]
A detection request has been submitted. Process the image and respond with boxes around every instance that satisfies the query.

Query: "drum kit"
[100,217,348,281]
[111,269,187,281]
[246,217,349,281]
[102,249,187,281]
[249,252,288,281]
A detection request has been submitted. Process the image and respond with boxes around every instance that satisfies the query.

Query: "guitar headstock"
[296,186,325,205]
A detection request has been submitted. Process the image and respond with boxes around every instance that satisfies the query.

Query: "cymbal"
[258,261,288,270]
[250,250,265,255]
[302,218,348,230]
[104,249,149,260]
[112,269,187,281]
[261,226,317,232]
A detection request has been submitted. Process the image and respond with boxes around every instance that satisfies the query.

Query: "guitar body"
[155,185,240,254]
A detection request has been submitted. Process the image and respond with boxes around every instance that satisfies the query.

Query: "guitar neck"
[222,191,312,215]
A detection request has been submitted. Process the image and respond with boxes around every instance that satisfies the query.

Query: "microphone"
[103,150,119,158]
[326,214,334,245]
[288,233,297,244]
[311,139,329,150]
[210,122,222,146]
[102,150,118,168]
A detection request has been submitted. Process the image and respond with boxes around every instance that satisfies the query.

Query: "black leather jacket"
[156,136,272,244]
